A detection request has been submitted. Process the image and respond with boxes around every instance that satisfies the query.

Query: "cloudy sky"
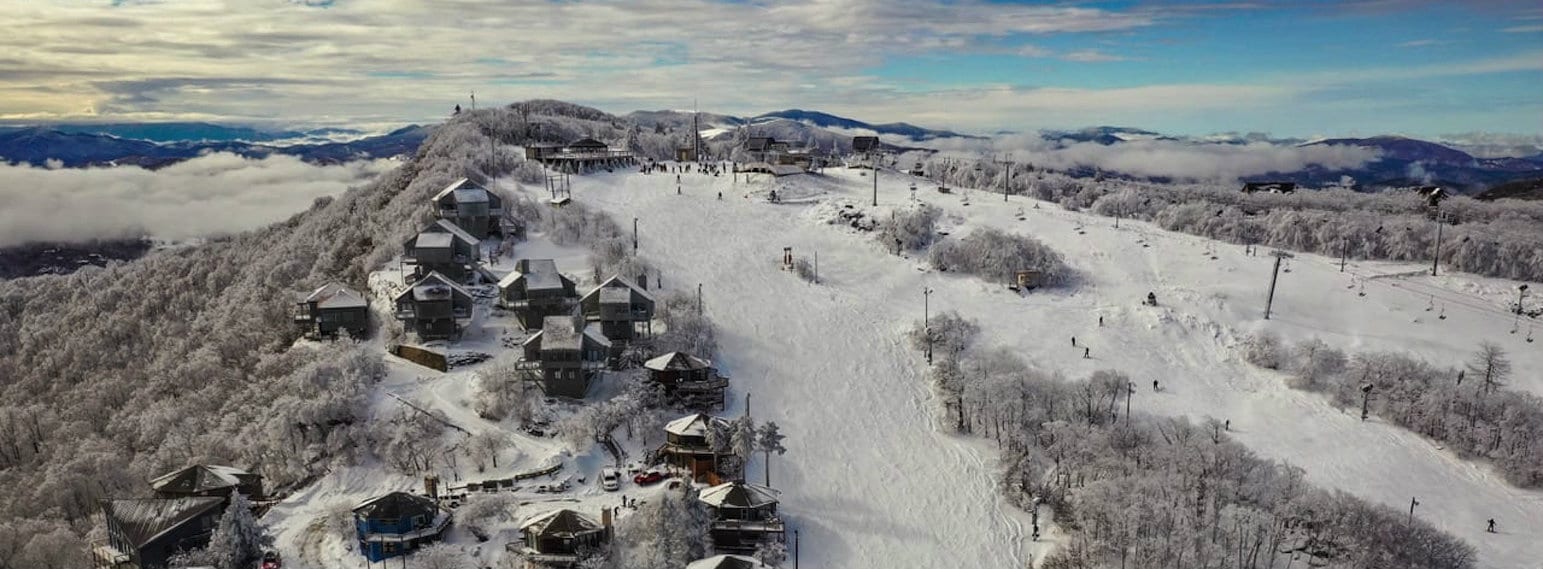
[3,0,1540,137]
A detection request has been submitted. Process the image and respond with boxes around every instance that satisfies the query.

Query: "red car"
[261,551,282,569]
[633,471,666,486]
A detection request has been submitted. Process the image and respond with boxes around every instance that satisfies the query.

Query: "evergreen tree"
[206,490,264,569]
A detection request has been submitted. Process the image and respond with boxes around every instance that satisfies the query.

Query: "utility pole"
[1517,284,1530,316]
[745,392,751,418]
[794,529,801,569]
[814,251,819,284]
[1264,251,1293,320]
[1126,381,1134,422]
[1408,497,1419,524]
[697,283,703,314]
[924,287,934,364]
[632,217,638,253]
[1430,208,1446,277]
[1340,239,1349,272]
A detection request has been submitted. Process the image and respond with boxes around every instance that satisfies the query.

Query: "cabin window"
[383,542,398,554]
[412,515,425,528]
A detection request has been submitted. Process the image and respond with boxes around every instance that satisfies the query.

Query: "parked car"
[633,470,666,486]
[600,468,621,491]
[261,551,282,569]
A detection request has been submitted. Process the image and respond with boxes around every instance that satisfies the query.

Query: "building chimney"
[601,506,612,530]
[424,475,439,499]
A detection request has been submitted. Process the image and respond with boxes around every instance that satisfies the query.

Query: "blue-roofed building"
[353,492,450,562]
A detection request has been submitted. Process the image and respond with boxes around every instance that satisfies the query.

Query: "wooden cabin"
[518,315,612,398]
[394,272,473,340]
[498,259,579,329]
[657,413,739,483]
[402,220,480,283]
[432,178,507,239]
[295,283,369,339]
[353,492,450,562]
[518,508,611,569]
[150,464,263,501]
[644,351,728,409]
[97,498,224,569]
[851,135,879,154]
[579,275,655,343]
[699,481,786,554]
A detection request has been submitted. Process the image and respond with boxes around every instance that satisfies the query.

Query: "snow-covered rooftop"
[687,554,765,569]
[453,188,490,203]
[664,413,729,438]
[307,283,367,309]
[582,274,654,304]
[432,219,480,246]
[432,177,480,202]
[522,259,565,291]
[540,316,581,351]
[397,272,470,303]
[415,232,454,249]
[699,480,780,509]
[103,497,224,548]
[599,286,631,304]
[149,464,253,494]
[644,352,712,372]
[519,508,603,537]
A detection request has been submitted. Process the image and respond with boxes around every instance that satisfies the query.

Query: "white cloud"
[0,153,396,247]
[1503,24,1543,32]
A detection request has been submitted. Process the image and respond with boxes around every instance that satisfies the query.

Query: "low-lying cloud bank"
[0,153,396,247]
[917,135,1383,182]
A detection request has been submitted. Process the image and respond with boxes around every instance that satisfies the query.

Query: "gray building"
[644,351,728,409]
[518,315,611,398]
[518,508,611,569]
[97,497,224,569]
[394,272,473,340]
[699,481,786,554]
[403,220,480,283]
[294,283,369,339]
[432,178,507,239]
[498,259,579,330]
[579,275,655,343]
[150,464,263,501]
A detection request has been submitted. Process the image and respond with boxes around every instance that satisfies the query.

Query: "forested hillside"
[0,101,638,566]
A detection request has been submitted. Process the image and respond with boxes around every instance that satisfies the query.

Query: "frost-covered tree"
[204,491,265,569]
[1465,342,1511,397]
[730,415,757,468]
[611,487,712,569]
[413,543,473,569]
[756,421,787,486]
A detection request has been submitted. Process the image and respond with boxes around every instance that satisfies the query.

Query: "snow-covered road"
[563,166,1542,568]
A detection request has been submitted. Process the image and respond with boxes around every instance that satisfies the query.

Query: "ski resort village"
[7,102,1543,569]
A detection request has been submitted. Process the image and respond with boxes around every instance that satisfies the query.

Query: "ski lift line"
[1326,261,1528,324]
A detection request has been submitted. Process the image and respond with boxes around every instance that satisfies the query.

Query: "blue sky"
[0,0,1538,139]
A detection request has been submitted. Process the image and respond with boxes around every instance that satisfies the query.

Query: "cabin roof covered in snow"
[699,480,780,509]
[397,272,470,303]
[520,508,603,537]
[304,283,368,309]
[432,178,482,202]
[453,188,489,203]
[149,464,253,495]
[521,259,565,291]
[582,275,654,304]
[103,497,224,548]
[540,316,581,351]
[431,219,480,246]
[665,413,730,437]
[687,554,766,569]
[353,491,439,520]
[644,352,712,372]
[415,232,454,249]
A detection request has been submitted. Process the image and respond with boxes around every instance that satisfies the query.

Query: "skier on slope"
[1488,519,1496,533]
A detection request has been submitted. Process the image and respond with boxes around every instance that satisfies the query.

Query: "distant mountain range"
[6,109,1541,195]
[0,124,429,168]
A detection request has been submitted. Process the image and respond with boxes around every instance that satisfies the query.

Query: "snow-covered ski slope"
[554,166,1542,569]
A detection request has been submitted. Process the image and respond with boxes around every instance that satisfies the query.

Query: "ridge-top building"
[432,178,508,239]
